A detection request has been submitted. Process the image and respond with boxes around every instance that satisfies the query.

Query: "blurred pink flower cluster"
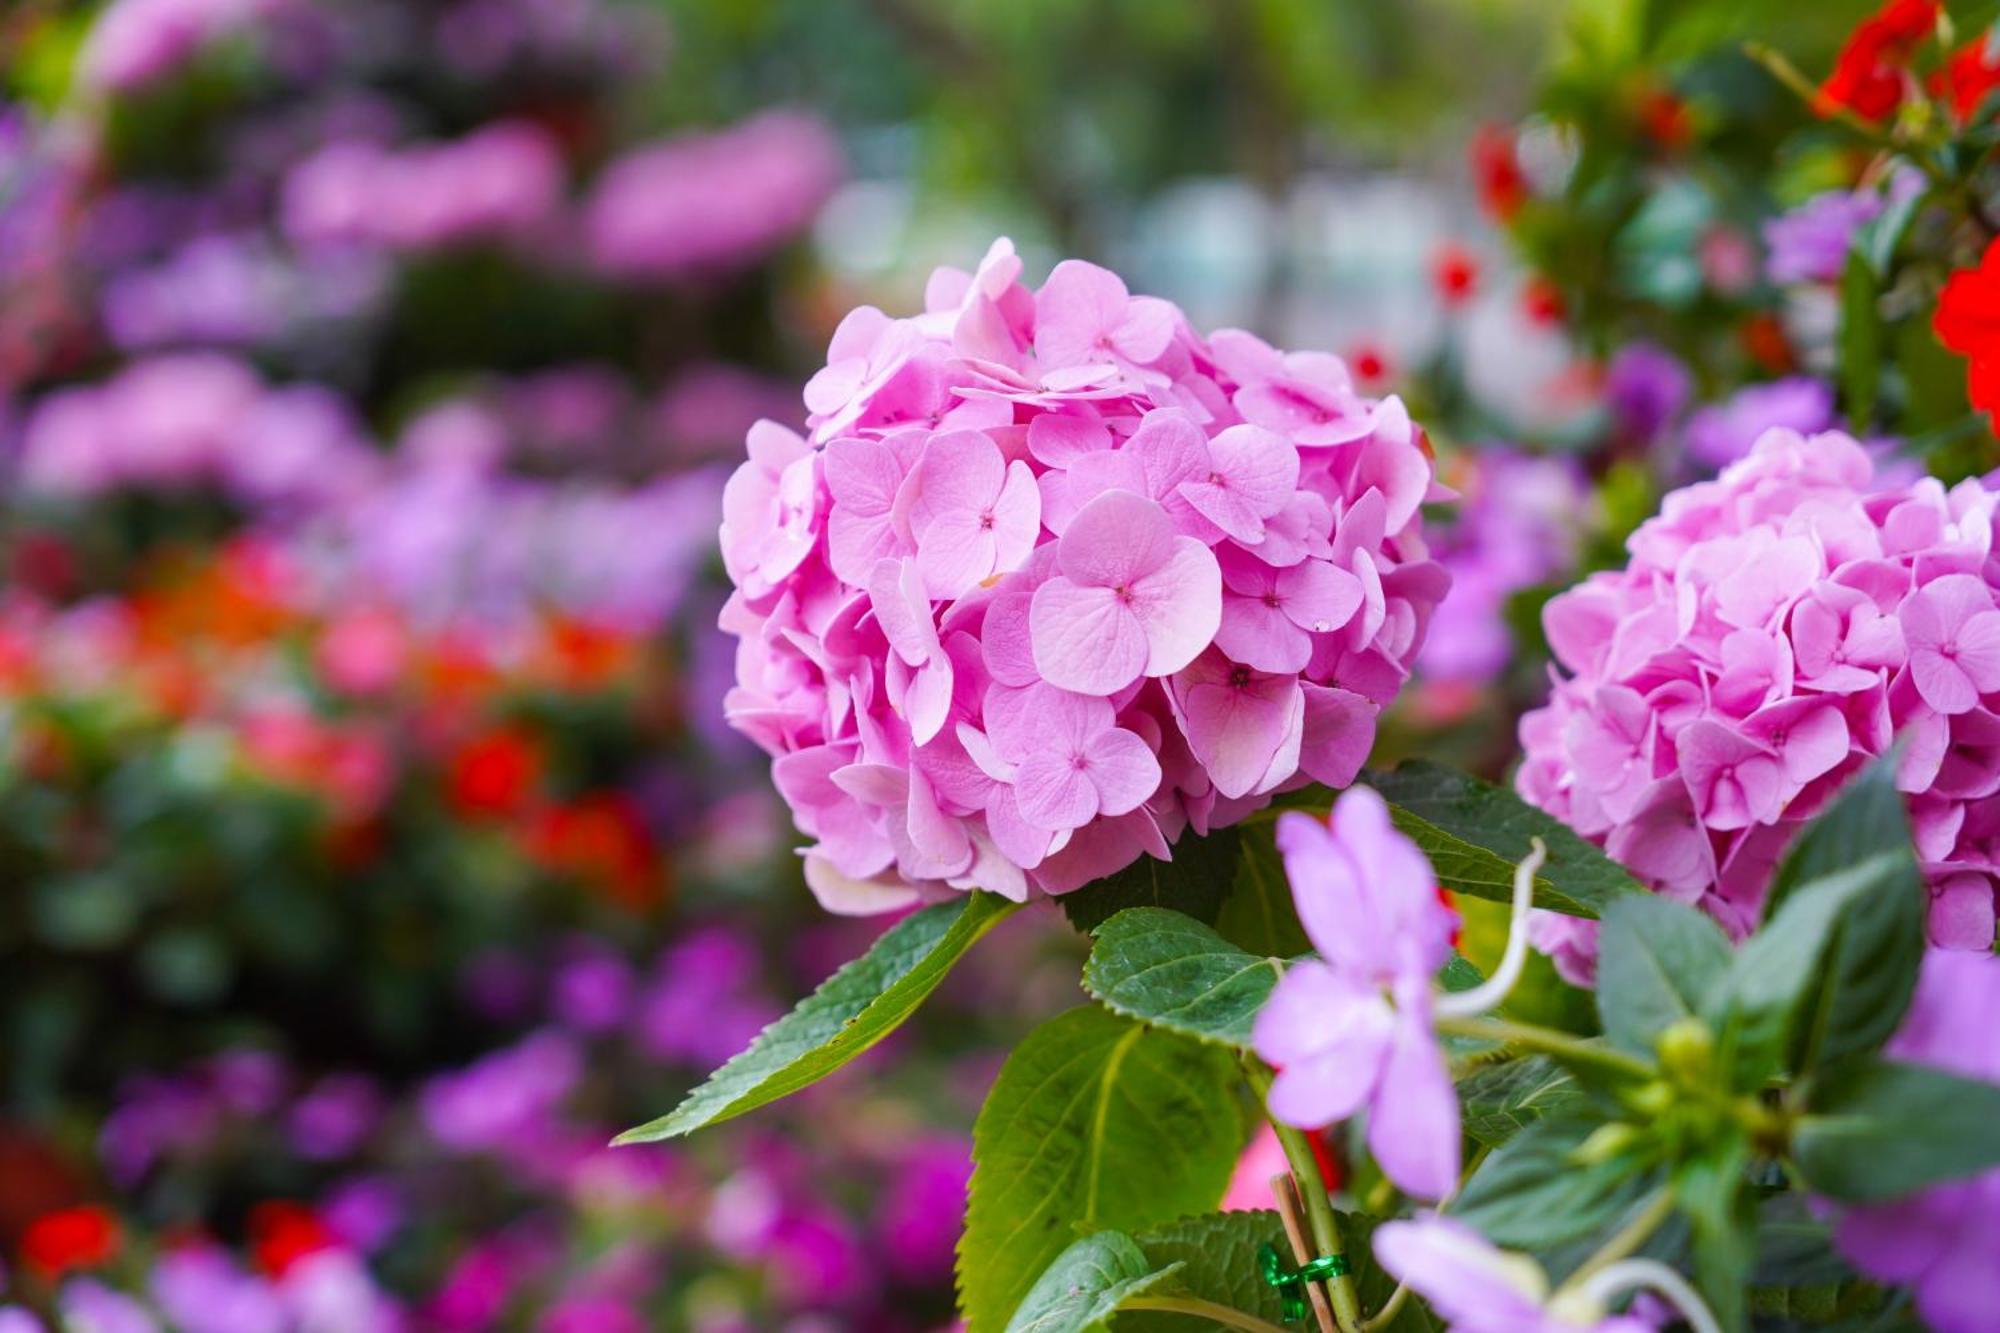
[1518,427,2000,980]
[722,240,1447,911]
[282,121,567,253]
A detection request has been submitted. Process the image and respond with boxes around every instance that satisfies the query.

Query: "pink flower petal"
[1029,579,1148,695]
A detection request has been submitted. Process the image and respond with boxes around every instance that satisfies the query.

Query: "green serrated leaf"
[1062,826,1242,934]
[1003,1232,1182,1333]
[1452,1116,1658,1250]
[1215,821,1313,958]
[1083,908,1285,1049]
[1365,761,1644,919]
[1794,1057,2000,1203]
[959,1007,1244,1333]
[616,892,1016,1142]
[1596,894,1733,1056]
[1456,1057,1584,1147]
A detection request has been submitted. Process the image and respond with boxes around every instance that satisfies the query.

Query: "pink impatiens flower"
[1029,490,1222,696]
[720,240,1446,908]
[1252,786,1462,1200]
[1373,1218,1657,1333]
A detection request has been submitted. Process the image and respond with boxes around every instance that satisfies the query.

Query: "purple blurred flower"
[583,112,840,279]
[1764,190,1884,285]
[1833,949,2000,1333]
[152,1247,285,1333]
[0,1309,43,1333]
[544,1295,645,1333]
[550,942,636,1034]
[421,1031,581,1153]
[765,1207,866,1310]
[1603,342,1689,442]
[1420,450,1590,684]
[876,1139,971,1283]
[80,0,283,94]
[100,1074,222,1185]
[287,1074,384,1161]
[1683,377,1834,472]
[275,1251,399,1331]
[283,122,564,253]
[425,1243,516,1331]
[636,926,777,1067]
[320,1177,402,1254]
[57,1280,158,1333]
[651,363,801,463]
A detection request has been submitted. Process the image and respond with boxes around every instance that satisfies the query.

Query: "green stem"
[1359,1282,1410,1333]
[1433,1016,1654,1082]
[1562,1189,1675,1289]
[1120,1295,1296,1333]
[1244,1061,1365,1333]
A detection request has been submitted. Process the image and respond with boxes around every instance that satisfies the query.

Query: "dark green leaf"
[1453,1116,1658,1250]
[1365,761,1644,919]
[959,1007,1244,1333]
[1120,1212,1293,1331]
[1859,179,1926,275]
[616,893,1016,1142]
[1456,1057,1584,1148]
[1596,894,1732,1055]
[1794,1058,2000,1203]
[1711,763,1924,1086]
[1083,908,1285,1049]
[1215,821,1312,958]
[1839,251,1883,429]
[1002,1232,1181,1333]
[1062,827,1242,934]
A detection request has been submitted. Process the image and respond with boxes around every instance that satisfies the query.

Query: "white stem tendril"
[1434,836,1545,1020]
[1574,1259,1724,1333]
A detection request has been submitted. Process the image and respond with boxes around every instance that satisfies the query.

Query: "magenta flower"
[721,240,1446,908]
[1519,427,2000,979]
[1832,949,2000,1333]
[1029,490,1222,695]
[1252,787,1461,1199]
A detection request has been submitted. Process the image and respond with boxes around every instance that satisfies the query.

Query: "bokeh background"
[0,1,1916,1329]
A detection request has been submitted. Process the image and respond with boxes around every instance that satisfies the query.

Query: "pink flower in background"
[1374,1217,1652,1333]
[1252,787,1461,1199]
[583,111,841,278]
[79,0,291,93]
[722,240,1446,908]
[1832,949,2000,1332]
[1518,428,2000,979]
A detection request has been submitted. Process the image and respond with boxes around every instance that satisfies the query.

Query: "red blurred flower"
[445,727,545,818]
[1936,237,2000,422]
[1741,312,1796,375]
[1469,124,1527,222]
[1347,342,1392,387]
[1817,0,1940,121]
[21,1204,121,1280]
[1934,32,2000,120]
[1521,276,1565,325]
[249,1201,336,1278]
[525,792,663,910]
[1431,244,1480,307]
[1636,87,1694,150]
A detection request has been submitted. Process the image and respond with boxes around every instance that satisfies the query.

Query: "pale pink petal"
[1913,649,1981,716]
[1955,611,2000,691]
[1368,1008,1460,1200]
[1057,489,1179,589]
[803,853,923,916]
[1029,579,1149,694]
[1033,259,1130,368]
[1176,660,1299,799]
[1216,592,1312,673]
[904,430,1004,537]
[988,460,1043,575]
[1297,684,1375,789]
[1278,558,1363,634]
[915,511,998,600]
[1013,749,1101,831]
[1373,1219,1552,1328]
[1130,538,1224,678]
[1084,727,1163,816]
[985,788,1053,870]
[1026,413,1111,468]
[1111,295,1177,363]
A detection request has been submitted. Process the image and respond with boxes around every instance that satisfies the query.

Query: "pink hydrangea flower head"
[1518,427,2000,979]
[1251,786,1461,1199]
[721,240,1446,910]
